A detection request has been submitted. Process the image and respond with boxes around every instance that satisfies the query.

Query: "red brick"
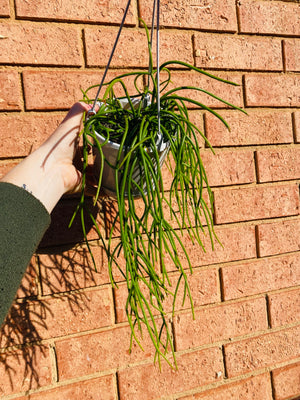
[295,111,300,143]
[202,150,255,186]
[272,362,300,400]
[195,34,282,71]
[205,109,293,147]
[189,110,205,146]
[182,373,272,400]
[221,253,300,300]
[39,247,111,295]
[2,288,113,345]
[114,268,220,323]
[163,225,256,272]
[0,260,38,350]
[55,326,155,380]
[117,347,224,400]
[85,27,193,67]
[0,113,64,157]
[139,0,237,32]
[284,39,300,72]
[268,289,300,328]
[164,71,243,109]
[0,260,38,348]
[174,297,268,351]
[23,70,242,111]
[18,375,116,400]
[161,111,205,190]
[104,196,169,241]
[0,22,81,66]
[224,325,300,377]
[106,189,209,239]
[257,219,300,257]
[15,0,136,25]
[0,70,22,110]
[238,0,300,36]
[38,197,104,248]
[245,74,300,107]
[0,345,51,396]
[0,0,9,16]
[256,148,300,183]
[169,268,220,310]
[214,184,300,224]
[161,189,211,230]
[0,159,19,179]
[16,258,38,298]
[22,70,143,110]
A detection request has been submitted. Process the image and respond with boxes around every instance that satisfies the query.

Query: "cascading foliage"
[70,20,245,368]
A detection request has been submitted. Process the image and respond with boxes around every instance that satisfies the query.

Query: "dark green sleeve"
[0,182,51,325]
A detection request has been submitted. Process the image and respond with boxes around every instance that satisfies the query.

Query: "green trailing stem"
[70,20,244,368]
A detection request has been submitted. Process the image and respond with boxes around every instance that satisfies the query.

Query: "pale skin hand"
[0,102,92,213]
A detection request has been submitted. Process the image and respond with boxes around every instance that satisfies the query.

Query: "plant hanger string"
[153,0,161,139]
[87,0,132,118]
[87,0,162,138]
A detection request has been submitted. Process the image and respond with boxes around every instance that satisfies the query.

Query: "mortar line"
[115,371,121,400]
[49,342,59,383]
[254,224,261,259]
[292,112,298,144]
[265,294,272,329]
[253,149,260,184]
[235,0,242,34]
[81,28,88,68]
[10,0,16,20]
[218,267,225,302]
[191,33,197,67]
[281,39,287,73]
[270,370,276,400]
[221,344,228,379]
[18,70,26,112]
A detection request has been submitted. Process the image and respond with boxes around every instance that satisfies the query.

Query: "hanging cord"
[156,0,161,137]
[147,0,157,88]
[87,0,132,117]
[147,0,161,142]
[147,0,161,132]
[87,0,161,142]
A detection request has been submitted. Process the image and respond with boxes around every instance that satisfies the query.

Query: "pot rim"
[94,129,170,153]
[91,96,170,152]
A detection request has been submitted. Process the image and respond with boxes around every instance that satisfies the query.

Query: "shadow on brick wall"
[39,195,102,249]
[0,196,106,394]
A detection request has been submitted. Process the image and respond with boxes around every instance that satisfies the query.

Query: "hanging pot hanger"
[87,0,161,131]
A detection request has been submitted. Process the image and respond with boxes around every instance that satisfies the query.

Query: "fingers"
[66,168,83,194]
[62,102,91,122]
[61,102,103,196]
[62,102,100,123]
[66,167,101,198]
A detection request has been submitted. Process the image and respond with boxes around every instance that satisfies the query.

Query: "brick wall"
[0,0,299,399]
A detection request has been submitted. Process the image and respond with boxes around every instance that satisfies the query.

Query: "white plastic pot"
[93,97,170,198]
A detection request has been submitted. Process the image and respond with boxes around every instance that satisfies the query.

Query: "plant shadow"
[0,196,108,395]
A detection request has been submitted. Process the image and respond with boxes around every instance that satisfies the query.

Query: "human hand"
[1,102,97,212]
[41,102,93,194]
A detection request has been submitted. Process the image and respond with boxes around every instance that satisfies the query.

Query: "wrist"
[0,148,66,213]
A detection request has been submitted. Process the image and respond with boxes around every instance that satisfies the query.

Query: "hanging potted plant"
[70,18,244,368]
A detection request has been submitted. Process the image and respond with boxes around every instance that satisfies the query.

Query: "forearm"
[0,102,92,325]
[0,147,66,213]
[0,182,51,325]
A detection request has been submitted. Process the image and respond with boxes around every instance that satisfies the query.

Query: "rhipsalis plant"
[70,21,245,368]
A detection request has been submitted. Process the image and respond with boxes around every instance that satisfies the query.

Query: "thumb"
[60,102,91,131]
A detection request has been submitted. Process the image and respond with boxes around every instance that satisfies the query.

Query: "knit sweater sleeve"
[0,182,51,325]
